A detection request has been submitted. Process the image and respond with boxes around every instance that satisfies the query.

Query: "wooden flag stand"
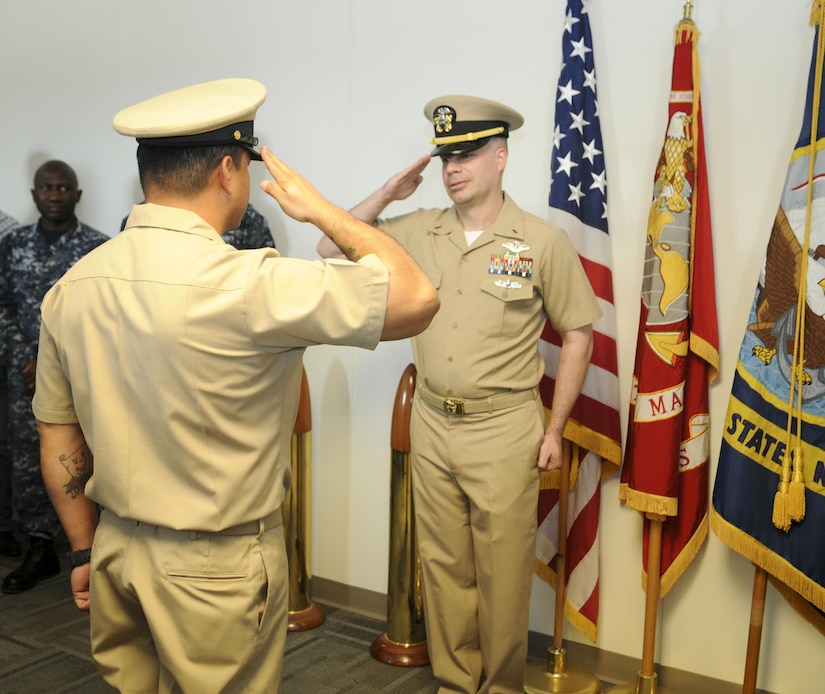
[741,566,768,694]
[370,364,429,666]
[605,515,676,694]
[284,368,325,632]
[524,442,602,694]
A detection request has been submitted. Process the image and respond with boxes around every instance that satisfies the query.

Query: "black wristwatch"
[66,547,92,569]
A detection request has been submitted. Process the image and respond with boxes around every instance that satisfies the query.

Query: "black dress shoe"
[0,530,21,557]
[2,536,60,594]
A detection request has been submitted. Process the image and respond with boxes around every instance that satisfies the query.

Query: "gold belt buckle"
[443,397,465,414]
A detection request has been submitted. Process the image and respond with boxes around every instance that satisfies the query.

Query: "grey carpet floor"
[0,534,613,692]
[0,534,438,693]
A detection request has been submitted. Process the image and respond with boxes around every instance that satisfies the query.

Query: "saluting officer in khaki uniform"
[319,95,601,693]
[33,78,438,693]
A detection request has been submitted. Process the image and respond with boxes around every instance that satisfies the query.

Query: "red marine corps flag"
[619,17,719,596]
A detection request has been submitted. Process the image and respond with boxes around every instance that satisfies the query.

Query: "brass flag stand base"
[605,672,676,694]
[371,364,429,667]
[284,368,325,633]
[524,441,602,693]
[524,647,601,693]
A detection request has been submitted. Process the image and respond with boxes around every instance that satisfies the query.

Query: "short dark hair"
[136,144,247,197]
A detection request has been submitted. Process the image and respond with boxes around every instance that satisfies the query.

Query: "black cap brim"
[430,138,492,157]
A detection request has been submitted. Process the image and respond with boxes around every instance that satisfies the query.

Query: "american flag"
[535,0,621,642]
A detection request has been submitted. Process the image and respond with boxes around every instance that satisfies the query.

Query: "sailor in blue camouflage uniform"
[224,202,275,249]
[0,161,107,594]
[0,209,19,558]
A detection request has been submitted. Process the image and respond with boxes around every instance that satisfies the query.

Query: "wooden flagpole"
[605,515,677,694]
[524,441,602,694]
[741,566,768,694]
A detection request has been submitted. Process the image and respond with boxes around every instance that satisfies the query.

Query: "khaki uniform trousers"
[90,509,288,693]
[410,394,544,694]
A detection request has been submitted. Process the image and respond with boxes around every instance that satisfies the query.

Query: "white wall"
[1,1,821,691]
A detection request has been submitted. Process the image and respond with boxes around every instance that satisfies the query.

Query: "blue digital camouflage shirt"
[223,203,275,250]
[0,219,108,365]
[0,218,108,537]
[0,210,17,239]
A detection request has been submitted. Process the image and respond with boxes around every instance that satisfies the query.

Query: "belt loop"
[487,396,494,414]
[257,517,265,538]
[189,531,198,540]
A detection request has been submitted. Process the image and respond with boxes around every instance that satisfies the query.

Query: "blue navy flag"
[712,7,825,633]
[536,0,620,642]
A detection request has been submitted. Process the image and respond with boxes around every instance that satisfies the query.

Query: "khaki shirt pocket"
[477,276,535,337]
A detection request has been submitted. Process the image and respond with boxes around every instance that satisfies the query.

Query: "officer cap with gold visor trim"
[424,94,524,157]
[112,78,267,160]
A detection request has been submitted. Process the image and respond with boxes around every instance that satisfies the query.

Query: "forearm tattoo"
[343,246,362,262]
[59,444,93,499]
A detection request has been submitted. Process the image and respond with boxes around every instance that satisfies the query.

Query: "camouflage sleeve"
[0,210,17,238]
[0,232,26,366]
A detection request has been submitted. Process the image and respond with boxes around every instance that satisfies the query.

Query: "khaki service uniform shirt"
[33,203,388,531]
[378,193,601,400]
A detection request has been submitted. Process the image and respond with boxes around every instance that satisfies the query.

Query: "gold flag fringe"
[711,507,825,612]
[768,574,825,637]
[681,15,721,392]
[540,465,577,492]
[673,20,699,46]
[540,407,621,495]
[563,418,622,470]
[618,482,678,517]
[813,1,823,26]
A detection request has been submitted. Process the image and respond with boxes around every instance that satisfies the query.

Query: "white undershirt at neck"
[465,230,484,246]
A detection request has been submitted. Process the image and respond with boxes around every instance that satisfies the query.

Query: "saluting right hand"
[259,146,335,226]
[382,156,430,203]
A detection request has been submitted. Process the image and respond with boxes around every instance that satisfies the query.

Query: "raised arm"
[317,155,431,260]
[537,324,594,471]
[37,420,98,611]
[258,148,438,341]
